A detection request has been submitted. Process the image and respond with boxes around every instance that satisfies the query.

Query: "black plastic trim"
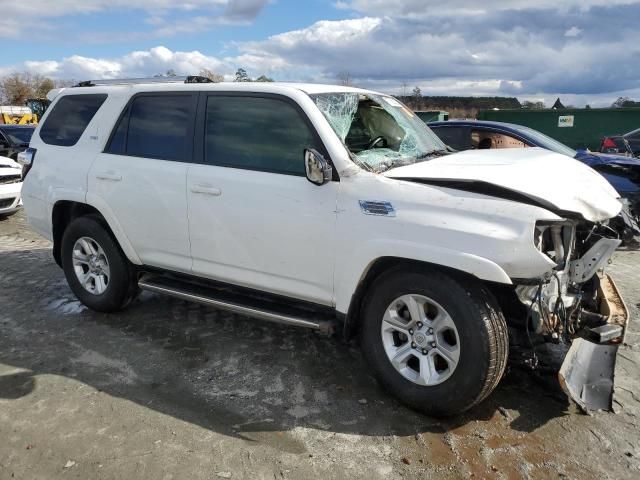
[140,265,338,319]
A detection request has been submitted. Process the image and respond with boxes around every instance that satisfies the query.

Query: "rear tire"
[360,267,508,416]
[61,215,138,312]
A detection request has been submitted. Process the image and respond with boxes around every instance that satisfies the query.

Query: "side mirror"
[304,149,332,186]
[17,148,36,167]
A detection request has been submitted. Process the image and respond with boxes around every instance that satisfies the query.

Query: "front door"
[187,93,338,305]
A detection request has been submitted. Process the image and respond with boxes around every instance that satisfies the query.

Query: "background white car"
[0,155,22,218]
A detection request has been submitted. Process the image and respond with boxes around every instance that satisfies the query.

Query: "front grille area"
[0,174,22,185]
[0,197,16,209]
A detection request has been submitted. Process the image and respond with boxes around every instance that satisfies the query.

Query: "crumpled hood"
[384,147,622,222]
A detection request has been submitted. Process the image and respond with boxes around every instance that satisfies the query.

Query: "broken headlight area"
[533,220,575,269]
[609,197,640,247]
[513,219,628,411]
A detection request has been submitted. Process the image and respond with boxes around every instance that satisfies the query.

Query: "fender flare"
[334,240,512,314]
[84,193,142,265]
[50,190,143,266]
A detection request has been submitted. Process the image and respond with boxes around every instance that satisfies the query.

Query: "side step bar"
[138,274,336,335]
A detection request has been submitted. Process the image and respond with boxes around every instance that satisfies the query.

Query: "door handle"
[190,184,222,196]
[96,172,122,182]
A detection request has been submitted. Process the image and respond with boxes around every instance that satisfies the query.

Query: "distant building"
[552,98,566,109]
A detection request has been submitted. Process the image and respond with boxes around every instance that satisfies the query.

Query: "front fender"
[333,239,512,314]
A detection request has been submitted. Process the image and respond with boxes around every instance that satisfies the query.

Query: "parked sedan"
[0,155,23,218]
[428,120,640,242]
[601,127,640,158]
[0,125,35,161]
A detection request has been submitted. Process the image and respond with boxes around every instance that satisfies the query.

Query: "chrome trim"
[138,279,323,330]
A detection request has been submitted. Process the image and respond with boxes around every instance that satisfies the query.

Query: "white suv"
[20,77,627,415]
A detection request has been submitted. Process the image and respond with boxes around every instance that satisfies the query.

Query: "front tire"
[61,215,138,312]
[360,267,508,416]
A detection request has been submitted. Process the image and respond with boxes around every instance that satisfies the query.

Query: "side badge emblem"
[359,200,396,217]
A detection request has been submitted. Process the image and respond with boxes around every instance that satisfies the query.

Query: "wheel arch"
[341,256,513,340]
[51,200,141,267]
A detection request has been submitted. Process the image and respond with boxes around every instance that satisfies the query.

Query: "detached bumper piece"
[559,274,629,412]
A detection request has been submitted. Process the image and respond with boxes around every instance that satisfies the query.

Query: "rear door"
[186,93,338,305]
[88,93,197,272]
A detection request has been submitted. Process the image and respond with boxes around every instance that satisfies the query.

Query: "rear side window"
[204,96,319,175]
[107,94,196,161]
[431,126,471,151]
[40,94,107,146]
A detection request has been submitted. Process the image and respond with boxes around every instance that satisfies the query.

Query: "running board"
[138,274,336,335]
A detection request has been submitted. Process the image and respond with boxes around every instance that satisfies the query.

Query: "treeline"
[399,95,521,111]
[0,73,71,105]
[0,67,272,106]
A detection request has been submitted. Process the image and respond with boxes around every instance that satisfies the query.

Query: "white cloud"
[3,0,640,106]
[15,46,228,81]
[0,0,268,39]
[338,0,640,15]
[564,26,582,37]
[227,3,640,104]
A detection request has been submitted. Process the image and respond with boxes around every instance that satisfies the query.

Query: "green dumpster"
[415,110,449,123]
[477,108,640,151]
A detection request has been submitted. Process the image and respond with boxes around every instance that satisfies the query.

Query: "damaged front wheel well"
[342,257,512,340]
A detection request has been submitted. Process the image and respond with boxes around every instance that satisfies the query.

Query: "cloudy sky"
[2,0,640,106]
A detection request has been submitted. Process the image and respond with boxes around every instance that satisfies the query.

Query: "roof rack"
[74,75,214,87]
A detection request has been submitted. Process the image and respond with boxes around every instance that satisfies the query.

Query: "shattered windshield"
[311,92,447,172]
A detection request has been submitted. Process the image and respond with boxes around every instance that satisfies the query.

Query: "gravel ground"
[1,210,639,479]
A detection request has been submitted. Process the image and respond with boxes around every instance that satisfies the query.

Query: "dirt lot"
[1,210,639,479]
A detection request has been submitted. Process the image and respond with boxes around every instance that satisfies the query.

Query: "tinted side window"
[205,96,319,175]
[40,94,107,146]
[430,126,470,151]
[122,95,194,161]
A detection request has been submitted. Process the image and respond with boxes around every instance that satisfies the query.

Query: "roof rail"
[74,75,214,87]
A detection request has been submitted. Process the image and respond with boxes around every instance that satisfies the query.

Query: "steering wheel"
[367,136,386,150]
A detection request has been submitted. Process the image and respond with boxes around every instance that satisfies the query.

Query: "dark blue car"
[428,120,640,235]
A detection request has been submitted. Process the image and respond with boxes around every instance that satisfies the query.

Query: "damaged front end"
[514,220,629,412]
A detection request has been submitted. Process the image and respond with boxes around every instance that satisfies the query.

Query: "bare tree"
[234,68,250,82]
[1,73,33,104]
[0,72,59,104]
[412,86,423,110]
[198,68,224,83]
[33,76,55,98]
[612,96,639,108]
[336,71,352,87]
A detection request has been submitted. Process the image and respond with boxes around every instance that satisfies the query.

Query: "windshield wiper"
[415,148,450,160]
[348,151,375,172]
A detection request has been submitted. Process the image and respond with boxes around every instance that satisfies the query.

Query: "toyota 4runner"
[19,77,629,416]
